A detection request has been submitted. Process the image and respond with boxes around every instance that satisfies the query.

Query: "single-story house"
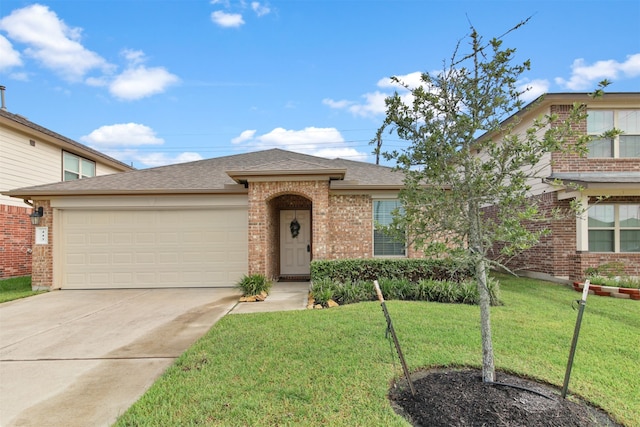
[4,149,420,290]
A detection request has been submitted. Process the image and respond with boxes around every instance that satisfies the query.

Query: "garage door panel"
[61,209,248,289]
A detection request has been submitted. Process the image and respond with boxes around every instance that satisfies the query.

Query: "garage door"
[60,209,247,289]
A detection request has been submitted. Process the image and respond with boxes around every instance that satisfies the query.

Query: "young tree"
[375,20,607,382]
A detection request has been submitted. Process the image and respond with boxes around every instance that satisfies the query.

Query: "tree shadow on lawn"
[390,368,622,427]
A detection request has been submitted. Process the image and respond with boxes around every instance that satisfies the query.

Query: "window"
[63,151,96,181]
[587,110,640,158]
[588,204,640,252]
[373,200,405,256]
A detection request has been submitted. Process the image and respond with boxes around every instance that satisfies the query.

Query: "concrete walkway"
[0,283,309,427]
[229,281,310,314]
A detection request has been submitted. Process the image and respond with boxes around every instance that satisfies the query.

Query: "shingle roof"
[0,108,133,171]
[4,149,405,197]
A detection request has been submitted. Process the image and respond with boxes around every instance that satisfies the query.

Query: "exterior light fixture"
[30,206,44,226]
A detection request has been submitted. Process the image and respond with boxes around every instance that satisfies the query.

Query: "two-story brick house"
[483,92,639,282]
[0,94,134,279]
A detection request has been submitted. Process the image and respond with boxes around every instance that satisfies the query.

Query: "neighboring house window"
[373,200,406,256]
[63,151,96,181]
[588,204,640,252]
[587,110,640,158]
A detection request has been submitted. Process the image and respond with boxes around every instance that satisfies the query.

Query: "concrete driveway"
[0,288,240,427]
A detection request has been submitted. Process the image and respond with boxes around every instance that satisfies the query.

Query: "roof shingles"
[4,149,404,197]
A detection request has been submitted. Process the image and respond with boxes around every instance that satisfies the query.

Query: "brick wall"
[487,192,640,281]
[551,104,640,173]
[0,204,33,278]
[328,194,372,259]
[486,192,576,279]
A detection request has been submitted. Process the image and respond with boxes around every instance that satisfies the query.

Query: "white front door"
[280,210,311,275]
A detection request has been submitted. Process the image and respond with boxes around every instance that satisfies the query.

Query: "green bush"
[331,280,373,305]
[309,276,501,306]
[235,274,272,296]
[310,258,474,283]
[308,277,336,306]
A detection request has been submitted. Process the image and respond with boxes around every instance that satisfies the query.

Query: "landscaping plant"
[373,17,616,381]
[235,274,272,297]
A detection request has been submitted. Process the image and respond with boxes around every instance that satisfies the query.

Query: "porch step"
[279,275,310,282]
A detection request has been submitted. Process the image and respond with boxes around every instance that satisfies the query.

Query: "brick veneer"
[551,104,640,173]
[0,204,33,278]
[487,192,576,279]
[487,193,640,281]
[328,194,373,259]
[30,200,53,289]
[248,180,330,279]
[248,182,423,279]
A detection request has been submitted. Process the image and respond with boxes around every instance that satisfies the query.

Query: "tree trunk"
[476,257,495,382]
[469,196,496,383]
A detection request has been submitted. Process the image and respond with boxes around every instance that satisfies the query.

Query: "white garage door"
[60,209,247,289]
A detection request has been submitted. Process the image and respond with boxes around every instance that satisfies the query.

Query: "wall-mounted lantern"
[30,206,44,226]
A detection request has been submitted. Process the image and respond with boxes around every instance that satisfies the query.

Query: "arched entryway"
[267,194,312,281]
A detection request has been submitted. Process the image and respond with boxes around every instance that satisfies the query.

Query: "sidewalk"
[228,281,310,314]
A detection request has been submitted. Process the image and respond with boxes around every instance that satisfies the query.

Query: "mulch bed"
[389,368,622,427]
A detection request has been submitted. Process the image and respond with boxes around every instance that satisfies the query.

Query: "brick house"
[482,92,639,282]
[0,100,134,279]
[4,149,416,290]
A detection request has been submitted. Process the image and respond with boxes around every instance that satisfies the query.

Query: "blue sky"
[1,0,639,169]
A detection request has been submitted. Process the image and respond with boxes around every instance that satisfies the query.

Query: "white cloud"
[109,63,180,101]
[8,71,29,81]
[211,11,245,28]
[324,71,432,119]
[231,126,369,160]
[81,123,164,147]
[555,54,640,90]
[251,2,271,17]
[80,122,202,167]
[323,91,392,119]
[378,71,425,90]
[0,35,22,70]
[0,5,178,100]
[231,129,256,144]
[121,49,146,66]
[0,4,110,81]
[517,78,550,102]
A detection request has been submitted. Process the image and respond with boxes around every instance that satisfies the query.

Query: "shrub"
[235,274,272,296]
[309,277,336,306]
[331,280,374,305]
[309,277,501,307]
[310,258,474,283]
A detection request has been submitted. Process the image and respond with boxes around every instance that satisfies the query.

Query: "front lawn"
[115,275,639,426]
[0,276,43,303]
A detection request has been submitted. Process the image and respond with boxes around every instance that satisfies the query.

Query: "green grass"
[0,276,43,303]
[115,274,639,426]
